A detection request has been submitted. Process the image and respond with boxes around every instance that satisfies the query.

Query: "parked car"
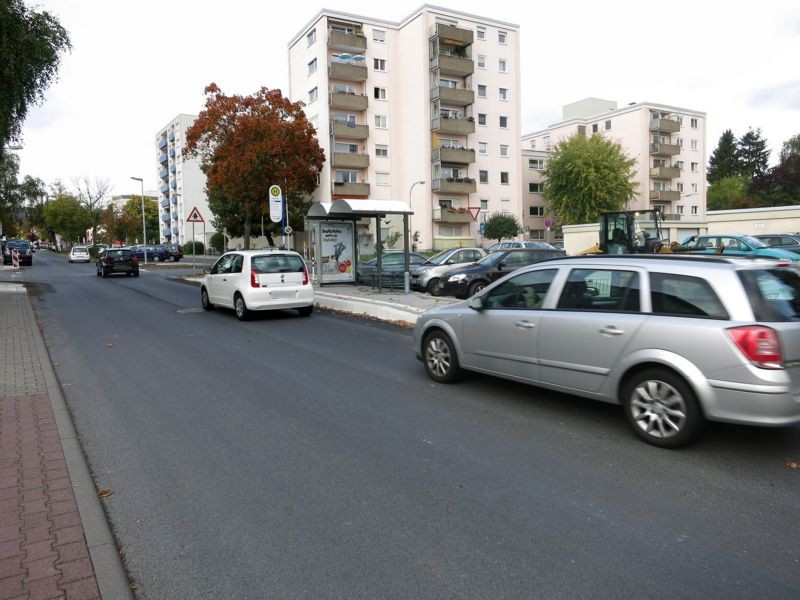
[2,240,33,265]
[355,251,428,283]
[68,245,91,263]
[411,247,486,295]
[753,233,800,255]
[415,254,800,447]
[128,244,169,262]
[680,234,800,261]
[439,247,566,298]
[486,241,559,251]
[200,249,314,320]
[96,248,139,278]
[163,243,183,262]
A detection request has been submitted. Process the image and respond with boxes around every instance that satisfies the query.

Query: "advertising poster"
[320,221,354,283]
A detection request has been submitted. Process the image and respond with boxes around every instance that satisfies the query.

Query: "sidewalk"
[0,283,132,600]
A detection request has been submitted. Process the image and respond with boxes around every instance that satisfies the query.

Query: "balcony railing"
[649,190,680,202]
[430,23,474,46]
[160,199,170,208]
[431,115,475,135]
[433,207,472,223]
[431,54,474,77]
[649,142,680,156]
[432,147,476,164]
[160,168,168,178]
[431,86,474,107]
[329,61,368,82]
[650,166,680,179]
[329,92,368,111]
[432,178,476,194]
[161,214,170,223]
[331,152,369,169]
[158,139,167,149]
[649,118,681,134]
[330,121,369,139]
[332,181,370,196]
[172,227,179,235]
[328,29,367,52]
[160,184,169,193]
[159,153,168,164]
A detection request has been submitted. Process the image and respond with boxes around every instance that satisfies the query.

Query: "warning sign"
[468,207,481,222]
[186,207,204,223]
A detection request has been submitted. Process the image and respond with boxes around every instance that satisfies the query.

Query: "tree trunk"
[243,209,251,250]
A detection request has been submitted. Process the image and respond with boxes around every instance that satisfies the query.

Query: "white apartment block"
[522,98,707,230]
[288,6,521,250]
[155,114,214,246]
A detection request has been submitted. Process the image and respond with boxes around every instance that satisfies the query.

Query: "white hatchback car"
[200,250,314,320]
[68,245,91,263]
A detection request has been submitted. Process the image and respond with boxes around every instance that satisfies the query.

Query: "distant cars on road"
[2,240,33,265]
[681,234,800,261]
[411,247,486,296]
[96,248,139,278]
[68,246,91,263]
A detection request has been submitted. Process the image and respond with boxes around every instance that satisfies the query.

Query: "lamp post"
[408,180,425,250]
[405,180,426,293]
[130,177,147,264]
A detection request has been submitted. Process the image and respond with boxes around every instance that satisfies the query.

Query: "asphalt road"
[4,251,800,599]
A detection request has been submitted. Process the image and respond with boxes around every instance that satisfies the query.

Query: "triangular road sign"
[186,207,204,223]
[468,207,481,222]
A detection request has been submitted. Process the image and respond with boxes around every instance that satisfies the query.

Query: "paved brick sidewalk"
[0,284,129,599]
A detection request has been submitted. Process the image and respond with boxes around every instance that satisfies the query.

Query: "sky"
[13,0,800,198]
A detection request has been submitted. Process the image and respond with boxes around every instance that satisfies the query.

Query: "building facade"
[154,114,213,247]
[288,6,521,251]
[522,98,708,234]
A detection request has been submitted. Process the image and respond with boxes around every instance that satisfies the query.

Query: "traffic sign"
[468,207,481,222]
[269,185,283,223]
[283,225,293,235]
[187,207,204,223]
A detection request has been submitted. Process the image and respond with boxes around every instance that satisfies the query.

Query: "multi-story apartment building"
[154,114,213,246]
[288,6,521,251]
[521,98,707,236]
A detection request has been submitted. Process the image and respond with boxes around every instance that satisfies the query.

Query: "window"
[478,113,487,126]
[605,120,612,131]
[677,205,684,214]
[376,172,390,185]
[691,183,698,193]
[373,58,386,71]
[543,136,550,151]
[529,205,544,216]
[439,138,460,148]
[592,123,598,133]
[334,142,357,153]
[477,54,486,69]
[691,205,698,215]
[678,137,684,148]
[373,29,385,42]
[557,269,641,312]
[478,84,487,98]
[529,139,536,149]
[480,199,488,210]
[677,182,684,192]
[485,269,557,310]
[691,118,699,129]
[332,83,356,94]
[375,115,387,129]
[335,170,357,183]
[308,58,317,75]
[500,144,509,157]
[651,273,727,318]
[528,159,544,170]
[476,27,486,40]
[439,78,458,88]
[375,144,388,157]
[478,142,487,155]
[499,59,507,73]
[498,31,507,44]
[499,88,508,101]
[691,162,699,173]
[528,183,542,193]
[500,172,509,185]
[373,87,387,100]
[479,170,488,183]
[676,160,684,170]
[308,87,318,103]
[691,139,699,151]
[439,224,464,237]
[309,115,318,129]
[499,116,508,128]
[306,29,316,46]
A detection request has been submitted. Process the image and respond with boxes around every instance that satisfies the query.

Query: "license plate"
[271,290,294,299]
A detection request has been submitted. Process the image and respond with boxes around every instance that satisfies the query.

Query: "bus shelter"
[306,199,413,291]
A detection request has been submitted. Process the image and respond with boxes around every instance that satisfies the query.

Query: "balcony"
[432,178,476,194]
[661,213,681,220]
[329,92,368,111]
[649,118,681,134]
[328,29,367,52]
[431,115,475,135]
[168,132,174,142]
[331,121,369,140]
[160,168,168,178]
[650,142,680,156]
[431,23,474,46]
[650,166,680,179]
[433,207,472,223]
[160,183,169,193]
[432,53,474,77]
[169,149,175,158]
[158,139,167,150]
[170,180,176,188]
[649,190,680,202]
[162,228,170,237]
[161,214,170,223]
[332,181,370,196]
[433,146,475,164]
[171,211,179,220]
[172,227,179,236]
[431,86,474,107]
[159,153,168,164]
[171,196,178,205]
[160,199,170,208]
[329,61,368,82]
[331,152,369,169]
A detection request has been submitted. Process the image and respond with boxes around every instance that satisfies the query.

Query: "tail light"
[130,255,138,263]
[727,326,782,369]
[302,265,309,285]
[103,257,112,264]
[251,268,260,288]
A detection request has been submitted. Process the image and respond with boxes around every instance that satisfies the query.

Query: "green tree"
[0,0,71,146]
[779,134,800,163]
[0,151,22,237]
[541,133,637,225]
[707,129,741,184]
[749,154,800,207]
[209,231,225,253]
[739,128,770,179]
[122,195,158,244]
[73,176,111,245]
[184,83,325,250]
[17,175,46,239]
[706,175,753,210]
[483,212,521,242]
[43,190,90,243]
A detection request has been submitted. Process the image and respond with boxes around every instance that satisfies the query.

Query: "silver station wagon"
[414,255,800,447]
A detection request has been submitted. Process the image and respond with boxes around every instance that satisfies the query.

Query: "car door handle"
[599,326,624,336]
[515,320,536,329]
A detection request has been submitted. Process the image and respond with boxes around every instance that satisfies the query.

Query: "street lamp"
[404,180,425,293]
[408,180,425,250]
[130,177,147,264]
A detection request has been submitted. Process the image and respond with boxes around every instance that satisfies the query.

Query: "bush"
[184,241,204,255]
[209,232,225,253]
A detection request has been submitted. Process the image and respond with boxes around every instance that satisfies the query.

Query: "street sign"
[284,225,293,235]
[544,217,552,229]
[468,207,481,222]
[269,185,283,223]
[187,207,204,223]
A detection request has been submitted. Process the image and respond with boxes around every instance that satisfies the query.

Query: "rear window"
[650,273,728,319]
[107,250,131,259]
[739,268,800,322]
[251,254,305,273]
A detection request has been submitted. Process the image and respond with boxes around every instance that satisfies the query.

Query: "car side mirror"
[445,259,455,265]
[469,296,485,311]
[204,268,211,274]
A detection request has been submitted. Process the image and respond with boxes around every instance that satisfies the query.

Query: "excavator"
[578,209,690,255]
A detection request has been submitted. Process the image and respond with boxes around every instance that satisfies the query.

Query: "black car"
[163,243,183,262]
[2,240,33,265]
[753,234,800,255]
[439,247,566,298]
[97,248,139,277]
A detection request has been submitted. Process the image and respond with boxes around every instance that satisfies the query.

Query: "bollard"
[404,270,410,294]
[11,248,19,269]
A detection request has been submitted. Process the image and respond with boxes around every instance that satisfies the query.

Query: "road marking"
[177,308,204,314]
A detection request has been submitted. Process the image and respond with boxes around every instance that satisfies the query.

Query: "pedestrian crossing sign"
[187,207,204,223]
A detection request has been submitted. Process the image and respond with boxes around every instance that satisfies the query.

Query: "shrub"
[183,241,204,255]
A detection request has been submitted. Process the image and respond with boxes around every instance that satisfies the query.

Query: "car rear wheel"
[427,278,442,296]
[422,330,462,383]
[168,255,175,262]
[297,305,313,317]
[621,368,705,448]
[153,255,161,262]
[234,294,250,321]
[201,288,213,311]
[467,280,486,297]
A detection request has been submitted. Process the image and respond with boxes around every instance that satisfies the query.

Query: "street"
[3,251,800,599]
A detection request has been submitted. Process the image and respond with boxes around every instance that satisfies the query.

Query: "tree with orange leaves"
[184,83,325,249]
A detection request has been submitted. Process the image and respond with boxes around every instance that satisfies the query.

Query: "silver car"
[414,255,800,447]
[411,247,486,295]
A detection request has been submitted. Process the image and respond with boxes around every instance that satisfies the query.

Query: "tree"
[184,83,325,250]
[209,231,225,254]
[0,0,71,146]
[17,175,46,238]
[122,195,158,244]
[739,128,770,179]
[541,133,637,225]
[779,134,800,163]
[707,129,741,184]
[73,176,110,244]
[43,189,90,243]
[749,154,800,207]
[706,176,754,210]
[0,151,22,236]
[483,213,521,242]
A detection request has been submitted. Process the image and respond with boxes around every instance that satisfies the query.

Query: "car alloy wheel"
[201,288,213,311]
[468,280,486,297]
[234,294,250,321]
[427,278,442,296]
[423,331,462,383]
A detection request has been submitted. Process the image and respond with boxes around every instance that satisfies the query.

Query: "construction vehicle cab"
[600,209,665,254]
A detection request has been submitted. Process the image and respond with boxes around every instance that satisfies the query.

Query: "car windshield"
[9,241,30,249]
[741,236,768,249]
[423,249,453,265]
[74,247,87,252]
[476,252,505,266]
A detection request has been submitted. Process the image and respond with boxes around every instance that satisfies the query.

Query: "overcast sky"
[14,0,800,197]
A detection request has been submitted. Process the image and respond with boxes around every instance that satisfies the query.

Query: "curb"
[314,291,424,326]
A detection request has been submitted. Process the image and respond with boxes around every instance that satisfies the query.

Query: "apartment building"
[521,98,707,234]
[154,114,213,246]
[288,6,521,250]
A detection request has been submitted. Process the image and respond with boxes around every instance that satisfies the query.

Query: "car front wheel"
[422,330,462,383]
[153,255,161,262]
[234,294,250,321]
[621,368,705,448]
[201,288,213,311]
[467,280,486,297]
[427,278,442,296]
